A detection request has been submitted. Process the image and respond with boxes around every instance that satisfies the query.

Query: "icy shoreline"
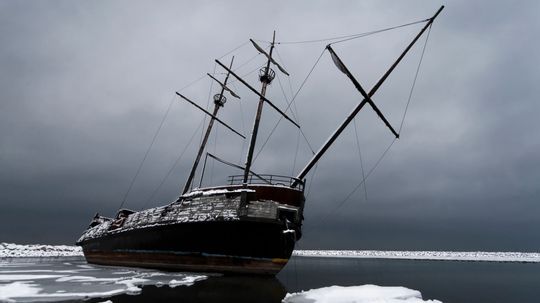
[293,250,540,263]
[0,243,82,258]
[2,243,539,263]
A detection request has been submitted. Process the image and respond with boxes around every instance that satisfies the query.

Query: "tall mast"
[182,57,235,194]
[242,31,277,185]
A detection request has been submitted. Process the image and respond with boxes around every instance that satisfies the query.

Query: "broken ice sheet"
[0,258,207,302]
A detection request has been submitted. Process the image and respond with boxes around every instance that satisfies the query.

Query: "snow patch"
[0,242,83,258]
[0,281,42,302]
[168,275,207,288]
[181,188,255,199]
[283,284,442,303]
[0,259,208,301]
[0,274,67,281]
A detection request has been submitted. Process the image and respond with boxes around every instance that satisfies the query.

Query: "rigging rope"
[252,48,325,162]
[140,120,204,209]
[316,137,396,227]
[218,41,250,60]
[312,20,433,226]
[116,40,262,210]
[118,94,175,210]
[399,24,432,134]
[277,19,429,45]
[353,118,368,201]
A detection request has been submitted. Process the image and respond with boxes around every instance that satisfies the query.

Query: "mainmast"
[214,31,298,191]
[242,32,277,185]
[182,57,237,194]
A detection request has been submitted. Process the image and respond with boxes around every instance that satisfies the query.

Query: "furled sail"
[250,39,290,76]
[330,49,348,75]
[207,73,241,99]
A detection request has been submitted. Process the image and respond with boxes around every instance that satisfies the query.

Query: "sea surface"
[1,256,539,302]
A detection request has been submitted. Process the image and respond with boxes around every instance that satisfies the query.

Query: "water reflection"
[89,275,287,303]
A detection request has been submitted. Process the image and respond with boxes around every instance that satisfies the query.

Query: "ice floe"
[283,284,442,303]
[0,258,208,302]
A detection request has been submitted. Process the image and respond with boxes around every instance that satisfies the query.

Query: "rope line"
[277,19,428,45]
[140,120,204,209]
[252,48,325,162]
[399,24,432,134]
[118,95,175,209]
[218,40,250,60]
[310,23,433,228]
[353,118,368,201]
[318,137,396,225]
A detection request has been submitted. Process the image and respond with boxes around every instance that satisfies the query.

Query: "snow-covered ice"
[3,243,539,263]
[0,258,208,302]
[283,284,442,303]
[0,243,82,258]
[2,243,539,263]
[293,250,540,263]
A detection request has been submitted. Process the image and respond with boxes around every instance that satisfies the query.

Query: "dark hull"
[79,219,295,275]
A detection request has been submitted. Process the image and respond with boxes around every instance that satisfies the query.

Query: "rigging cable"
[140,120,204,209]
[118,94,175,210]
[399,24,432,133]
[218,40,250,60]
[117,40,256,210]
[277,18,429,45]
[276,49,304,175]
[317,21,433,224]
[353,118,368,201]
[252,48,325,162]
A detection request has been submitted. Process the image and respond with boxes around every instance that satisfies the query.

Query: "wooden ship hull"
[77,183,304,275]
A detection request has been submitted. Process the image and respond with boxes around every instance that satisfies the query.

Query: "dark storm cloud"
[1,0,539,251]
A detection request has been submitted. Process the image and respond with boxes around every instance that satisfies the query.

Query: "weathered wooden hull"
[79,220,295,275]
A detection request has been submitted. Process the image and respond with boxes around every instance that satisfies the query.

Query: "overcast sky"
[1,0,539,251]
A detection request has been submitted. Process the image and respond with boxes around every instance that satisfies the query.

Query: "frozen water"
[0,258,208,302]
[3,243,539,263]
[283,284,442,303]
[0,243,82,258]
[2,243,539,263]
[293,250,540,263]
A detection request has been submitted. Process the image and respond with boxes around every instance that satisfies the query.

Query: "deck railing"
[227,174,304,191]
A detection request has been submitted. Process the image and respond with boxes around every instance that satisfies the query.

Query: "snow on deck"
[77,194,242,243]
[283,284,441,303]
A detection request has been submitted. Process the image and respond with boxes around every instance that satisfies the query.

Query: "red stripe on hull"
[83,250,287,275]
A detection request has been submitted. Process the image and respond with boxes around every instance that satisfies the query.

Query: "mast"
[182,57,235,194]
[292,6,444,188]
[242,31,277,185]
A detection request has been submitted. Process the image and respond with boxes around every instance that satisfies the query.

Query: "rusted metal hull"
[79,220,295,275]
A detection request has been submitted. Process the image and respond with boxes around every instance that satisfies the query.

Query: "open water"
[1,256,538,302]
